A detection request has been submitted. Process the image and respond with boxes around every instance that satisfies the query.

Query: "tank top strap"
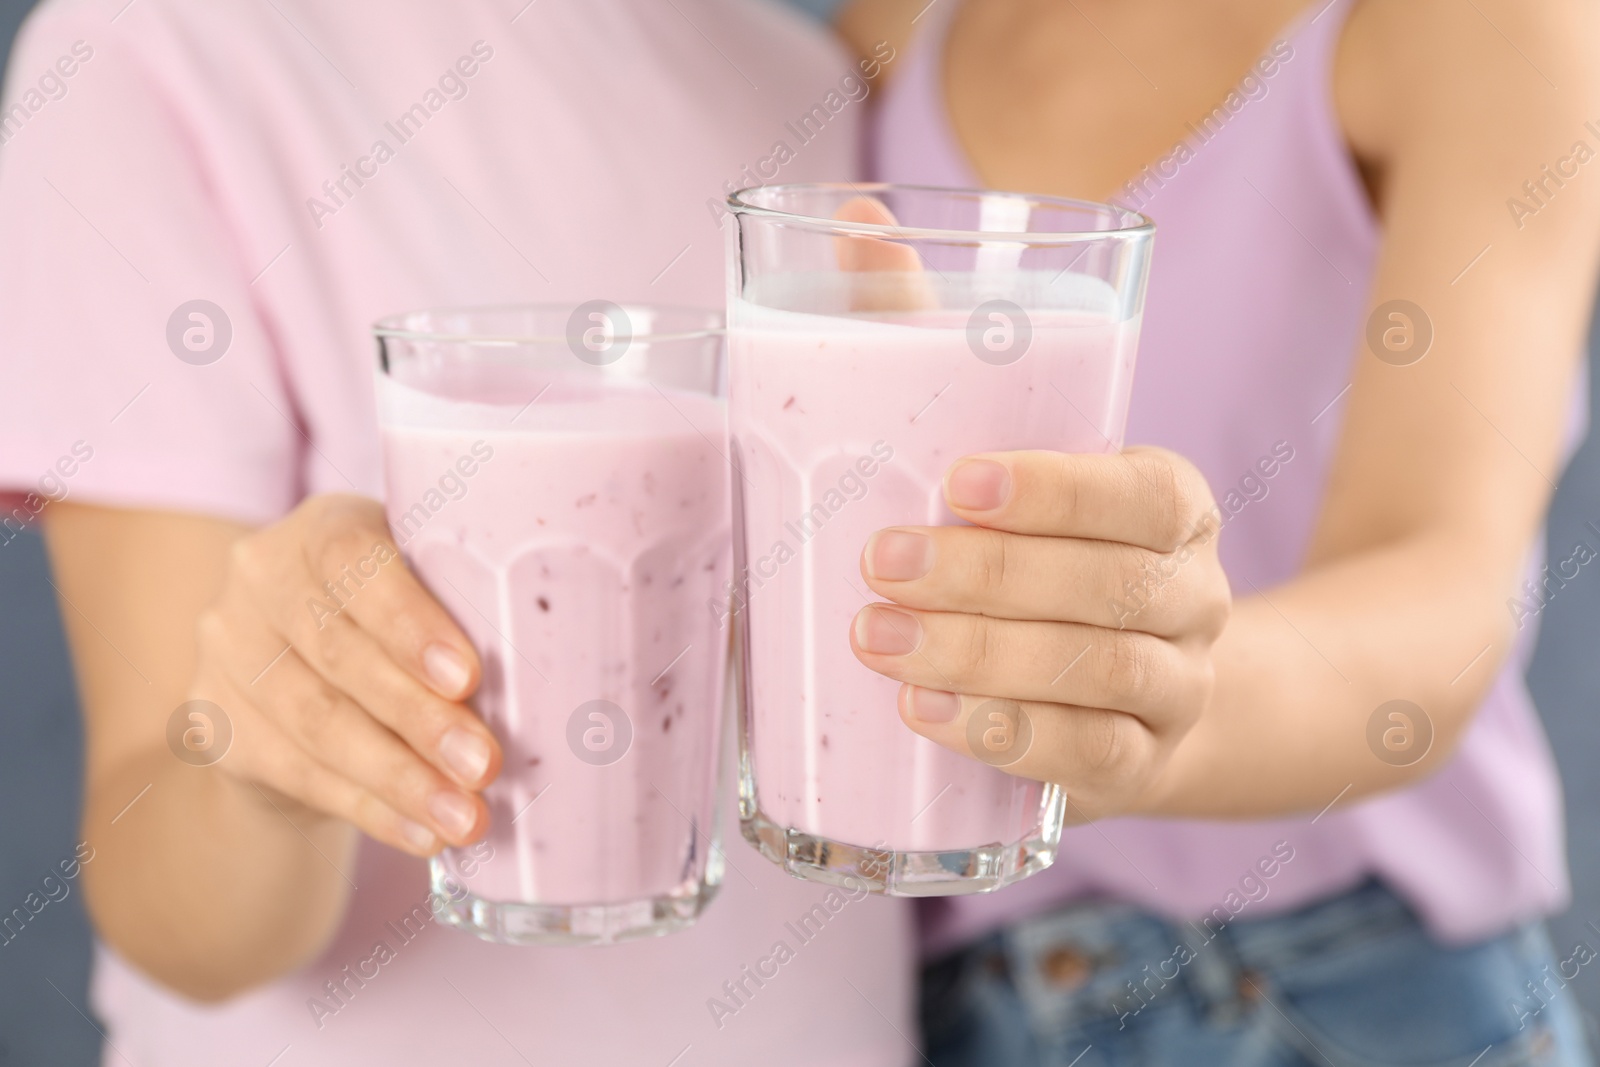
[867,0,972,186]
[1277,0,1360,97]
[899,0,961,85]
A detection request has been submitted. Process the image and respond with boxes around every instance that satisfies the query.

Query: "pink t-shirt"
[0,1,914,1064]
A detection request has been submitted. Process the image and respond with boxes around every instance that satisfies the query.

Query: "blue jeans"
[919,881,1593,1067]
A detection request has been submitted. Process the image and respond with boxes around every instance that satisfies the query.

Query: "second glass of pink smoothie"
[375,305,730,943]
[725,184,1154,896]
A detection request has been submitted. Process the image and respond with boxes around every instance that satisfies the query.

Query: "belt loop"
[1177,918,1246,1025]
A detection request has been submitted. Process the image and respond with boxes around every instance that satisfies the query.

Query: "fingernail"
[439,726,491,784]
[947,459,1011,512]
[866,530,934,582]
[855,605,921,656]
[908,687,961,723]
[428,790,476,839]
[424,643,471,697]
[400,819,437,852]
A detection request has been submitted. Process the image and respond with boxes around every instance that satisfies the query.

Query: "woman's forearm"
[84,746,356,1001]
[1146,533,1517,819]
[45,504,358,1001]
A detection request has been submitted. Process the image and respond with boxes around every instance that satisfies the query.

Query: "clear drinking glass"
[374,304,731,943]
[725,184,1154,896]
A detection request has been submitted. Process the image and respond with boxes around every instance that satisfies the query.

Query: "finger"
[943,447,1220,552]
[211,685,442,857]
[893,685,1157,815]
[849,603,1200,720]
[861,524,1229,637]
[296,496,481,700]
[242,645,488,847]
[834,196,939,311]
[262,582,501,791]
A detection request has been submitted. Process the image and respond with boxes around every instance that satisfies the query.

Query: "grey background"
[783,0,849,19]
[1532,348,1600,1029]
[2,0,1599,1061]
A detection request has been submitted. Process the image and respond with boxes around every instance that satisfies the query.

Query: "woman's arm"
[45,498,499,1000]
[850,0,1600,819]
[45,506,347,998]
[1157,0,1600,815]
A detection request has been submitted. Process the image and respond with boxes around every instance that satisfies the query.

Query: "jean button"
[1039,946,1092,990]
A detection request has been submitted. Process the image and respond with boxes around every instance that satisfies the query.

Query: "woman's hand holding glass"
[191,494,500,855]
[852,447,1231,818]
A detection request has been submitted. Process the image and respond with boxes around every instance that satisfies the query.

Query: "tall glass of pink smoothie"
[724,184,1154,896]
[374,305,730,943]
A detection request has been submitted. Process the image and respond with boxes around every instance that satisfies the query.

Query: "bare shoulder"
[1337,0,1600,169]
[836,0,929,77]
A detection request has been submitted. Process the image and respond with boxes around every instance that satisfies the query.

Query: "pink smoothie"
[729,295,1137,856]
[380,372,730,909]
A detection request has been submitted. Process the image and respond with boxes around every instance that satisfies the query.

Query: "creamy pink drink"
[726,184,1153,895]
[729,290,1139,894]
[376,308,730,942]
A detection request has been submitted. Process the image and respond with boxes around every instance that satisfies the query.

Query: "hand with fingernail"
[192,494,499,856]
[851,448,1231,818]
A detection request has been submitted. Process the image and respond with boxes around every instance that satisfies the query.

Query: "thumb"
[833,196,939,312]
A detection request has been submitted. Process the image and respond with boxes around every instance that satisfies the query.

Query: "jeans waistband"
[932,879,1451,1034]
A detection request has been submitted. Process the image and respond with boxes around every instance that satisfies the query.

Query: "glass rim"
[725,182,1155,244]
[372,303,723,348]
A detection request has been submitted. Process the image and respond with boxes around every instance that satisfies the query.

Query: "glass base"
[428,862,721,946]
[739,787,1064,898]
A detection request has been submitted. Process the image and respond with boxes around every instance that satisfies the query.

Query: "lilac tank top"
[873,0,1572,951]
